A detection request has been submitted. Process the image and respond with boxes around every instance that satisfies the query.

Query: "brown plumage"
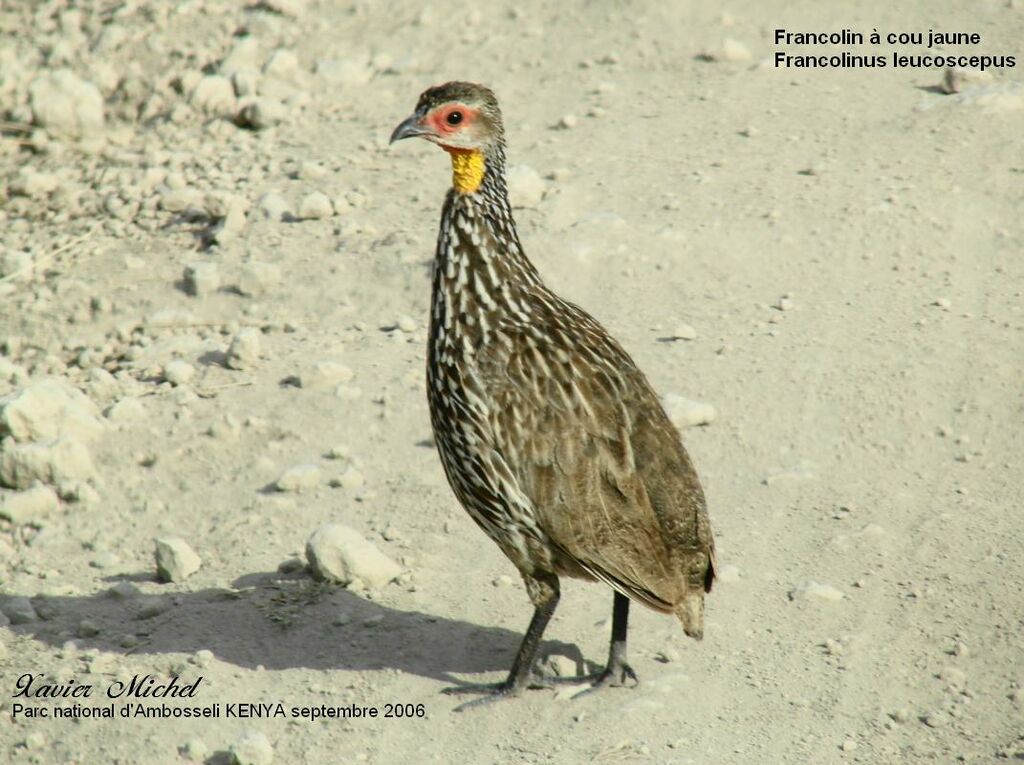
[391,82,716,708]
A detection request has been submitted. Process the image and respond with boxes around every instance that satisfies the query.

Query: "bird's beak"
[390,114,430,144]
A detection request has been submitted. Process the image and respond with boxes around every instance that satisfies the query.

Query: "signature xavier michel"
[13,673,204,700]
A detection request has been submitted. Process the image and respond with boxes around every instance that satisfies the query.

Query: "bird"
[390,82,716,708]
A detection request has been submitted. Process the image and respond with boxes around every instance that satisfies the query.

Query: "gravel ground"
[1,1,1022,763]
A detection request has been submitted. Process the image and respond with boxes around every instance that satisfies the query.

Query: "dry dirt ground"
[1,1,1023,763]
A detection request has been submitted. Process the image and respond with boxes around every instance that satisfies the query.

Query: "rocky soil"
[1,1,1022,763]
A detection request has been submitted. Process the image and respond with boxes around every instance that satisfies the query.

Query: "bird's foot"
[546,658,639,699]
[442,673,551,712]
[589,658,639,689]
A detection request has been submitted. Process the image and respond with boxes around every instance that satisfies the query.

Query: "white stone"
[159,187,206,214]
[706,38,752,62]
[716,563,741,583]
[669,323,697,341]
[3,596,38,624]
[191,75,237,116]
[237,98,286,130]
[275,463,321,492]
[221,38,262,76]
[231,68,261,98]
[105,397,145,423]
[181,739,208,762]
[299,361,353,389]
[155,537,202,582]
[237,262,282,296]
[0,435,95,489]
[306,524,401,588]
[0,379,105,443]
[163,360,196,386]
[9,168,60,198]
[941,66,994,95]
[298,191,333,219]
[225,328,261,370]
[539,653,580,679]
[265,0,305,15]
[184,262,220,296]
[506,165,545,208]
[663,394,716,429]
[85,369,120,402]
[257,192,292,221]
[205,193,249,245]
[0,484,60,523]
[29,70,105,138]
[230,730,274,765]
[264,49,300,79]
[0,250,33,281]
[314,58,372,85]
[790,581,845,603]
[334,467,364,490]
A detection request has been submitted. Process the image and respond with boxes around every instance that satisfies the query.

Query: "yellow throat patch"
[448,149,485,194]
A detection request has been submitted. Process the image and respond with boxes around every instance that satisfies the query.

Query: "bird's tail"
[674,591,705,640]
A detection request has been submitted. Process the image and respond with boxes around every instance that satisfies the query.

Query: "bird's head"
[390,81,504,194]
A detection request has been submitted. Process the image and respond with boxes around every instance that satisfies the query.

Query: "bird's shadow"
[1,569,558,685]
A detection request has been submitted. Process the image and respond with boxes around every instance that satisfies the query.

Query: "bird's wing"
[478,304,715,612]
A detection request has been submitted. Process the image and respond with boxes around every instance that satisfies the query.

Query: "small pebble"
[704,38,752,62]
[226,328,262,370]
[183,262,220,297]
[332,467,364,490]
[154,537,202,582]
[163,360,196,386]
[306,523,401,587]
[0,484,60,523]
[263,49,300,79]
[180,739,208,762]
[326,445,350,460]
[257,192,292,221]
[230,730,274,765]
[506,165,545,208]
[298,191,333,220]
[275,464,321,492]
[237,98,287,130]
[29,70,105,138]
[238,262,282,297]
[789,581,844,603]
[191,75,237,116]
[299,361,353,389]
[716,563,740,583]
[669,323,697,341]
[663,394,716,428]
[3,596,39,624]
[539,653,579,679]
[941,66,994,95]
[105,397,146,423]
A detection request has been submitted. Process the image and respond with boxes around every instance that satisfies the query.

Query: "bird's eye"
[446,111,463,126]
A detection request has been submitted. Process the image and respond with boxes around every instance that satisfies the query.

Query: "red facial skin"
[425,104,478,140]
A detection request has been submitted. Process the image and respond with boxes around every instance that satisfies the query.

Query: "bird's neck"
[446,148,486,194]
[432,146,543,344]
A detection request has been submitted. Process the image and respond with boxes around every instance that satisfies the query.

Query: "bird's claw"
[442,673,552,711]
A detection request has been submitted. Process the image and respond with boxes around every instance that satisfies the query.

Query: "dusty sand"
[1,1,1022,763]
